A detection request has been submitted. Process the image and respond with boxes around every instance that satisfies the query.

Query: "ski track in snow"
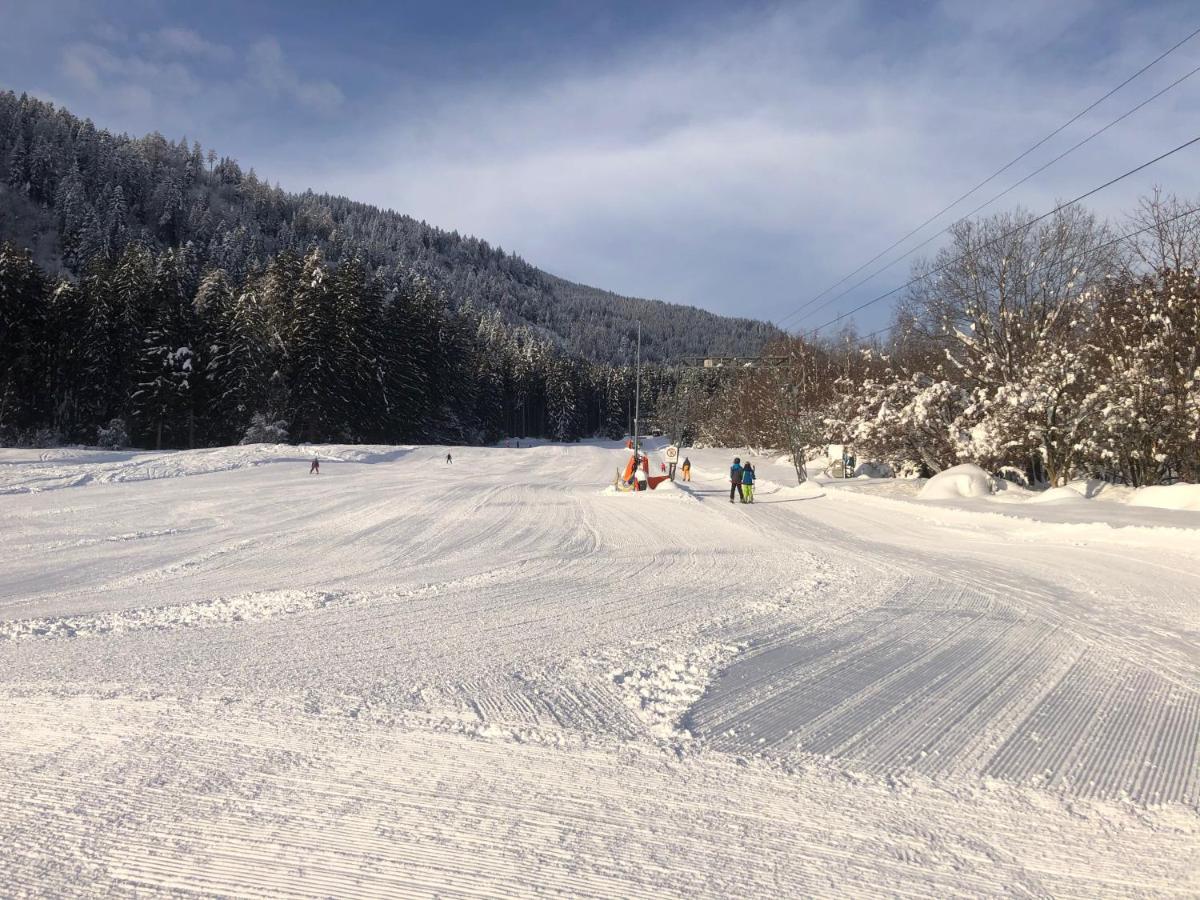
[0,441,1198,896]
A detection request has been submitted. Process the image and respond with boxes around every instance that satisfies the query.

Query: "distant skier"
[681,457,692,482]
[660,461,667,473]
[730,458,743,503]
[446,452,453,464]
[309,456,320,475]
[741,461,755,503]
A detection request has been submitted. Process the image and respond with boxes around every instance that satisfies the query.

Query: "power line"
[790,60,1200,329]
[826,204,1200,354]
[802,135,1200,338]
[776,23,1200,328]
[835,203,1200,349]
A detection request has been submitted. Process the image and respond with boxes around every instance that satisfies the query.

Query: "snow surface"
[1,441,1197,896]
[917,463,995,500]
[1129,483,1200,512]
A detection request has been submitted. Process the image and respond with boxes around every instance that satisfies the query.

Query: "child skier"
[741,461,755,503]
[309,456,320,475]
[446,452,453,464]
[729,458,743,503]
[681,457,691,481]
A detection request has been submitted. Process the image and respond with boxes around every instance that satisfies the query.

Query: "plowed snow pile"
[1,442,1197,897]
[917,463,995,499]
[1129,482,1200,511]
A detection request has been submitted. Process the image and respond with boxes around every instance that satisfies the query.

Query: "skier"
[729,457,743,503]
[681,457,692,482]
[741,461,755,503]
[446,452,453,464]
[660,461,667,473]
[309,456,320,475]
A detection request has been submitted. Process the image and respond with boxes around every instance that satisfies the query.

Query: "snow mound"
[1027,486,1087,504]
[599,479,694,501]
[1061,479,1119,500]
[0,589,361,640]
[608,641,747,739]
[1127,483,1200,512]
[917,464,995,500]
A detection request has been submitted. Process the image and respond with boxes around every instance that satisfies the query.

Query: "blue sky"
[2,0,1197,332]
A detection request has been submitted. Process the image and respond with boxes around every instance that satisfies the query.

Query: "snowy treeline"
[0,90,778,365]
[688,198,1200,487]
[0,242,674,448]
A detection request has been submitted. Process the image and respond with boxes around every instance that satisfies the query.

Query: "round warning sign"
[664,445,679,462]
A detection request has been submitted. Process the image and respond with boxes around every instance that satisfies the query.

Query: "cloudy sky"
[1,0,1197,331]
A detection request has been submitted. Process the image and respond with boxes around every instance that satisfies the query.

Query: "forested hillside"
[0,239,692,448]
[0,90,778,366]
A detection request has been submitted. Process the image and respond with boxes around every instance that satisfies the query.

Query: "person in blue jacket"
[741,461,755,503]
[729,457,743,503]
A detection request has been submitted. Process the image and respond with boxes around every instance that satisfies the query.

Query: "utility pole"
[632,322,642,474]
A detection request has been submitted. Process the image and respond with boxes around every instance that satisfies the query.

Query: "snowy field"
[1,441,1197,897]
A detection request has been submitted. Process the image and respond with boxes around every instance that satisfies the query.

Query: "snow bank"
[1128,483,1200,512]
[600,478,695,501]
[0,589,362,640]
[917,464,995,500]
[1026,486,1086,504]
[1017,480,1199,511]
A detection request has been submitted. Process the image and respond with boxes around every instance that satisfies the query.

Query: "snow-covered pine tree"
[256,250,303,437]
[378,274,435,438]
[0,244,50,441]
[329,256,387,440]
[130,250,197,448]
[45,279,111,441]
[287,249,343,442]
[191,268,238,444]
[545,354,581,442]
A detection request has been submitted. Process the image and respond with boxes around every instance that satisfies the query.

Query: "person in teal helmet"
[741,461,755,503]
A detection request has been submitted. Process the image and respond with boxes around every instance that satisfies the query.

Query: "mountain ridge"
[0,89,780,364]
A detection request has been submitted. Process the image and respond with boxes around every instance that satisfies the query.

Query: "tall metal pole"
[632,322,641,463]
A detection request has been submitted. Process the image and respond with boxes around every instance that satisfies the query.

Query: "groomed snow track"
[0,442,1197,896]
[687,577,1200,805]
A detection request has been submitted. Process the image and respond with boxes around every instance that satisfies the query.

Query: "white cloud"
[285,1,1196,325]
[20,1,1197,327]
[248,37,344,113]
[60,40,203,100]
[50,26,346,140]
[145,27,234,63]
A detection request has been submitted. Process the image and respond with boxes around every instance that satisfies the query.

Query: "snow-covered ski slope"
[1,442,1197,897]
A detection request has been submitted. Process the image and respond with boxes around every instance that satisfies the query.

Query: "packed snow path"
[0,442,1197,897]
